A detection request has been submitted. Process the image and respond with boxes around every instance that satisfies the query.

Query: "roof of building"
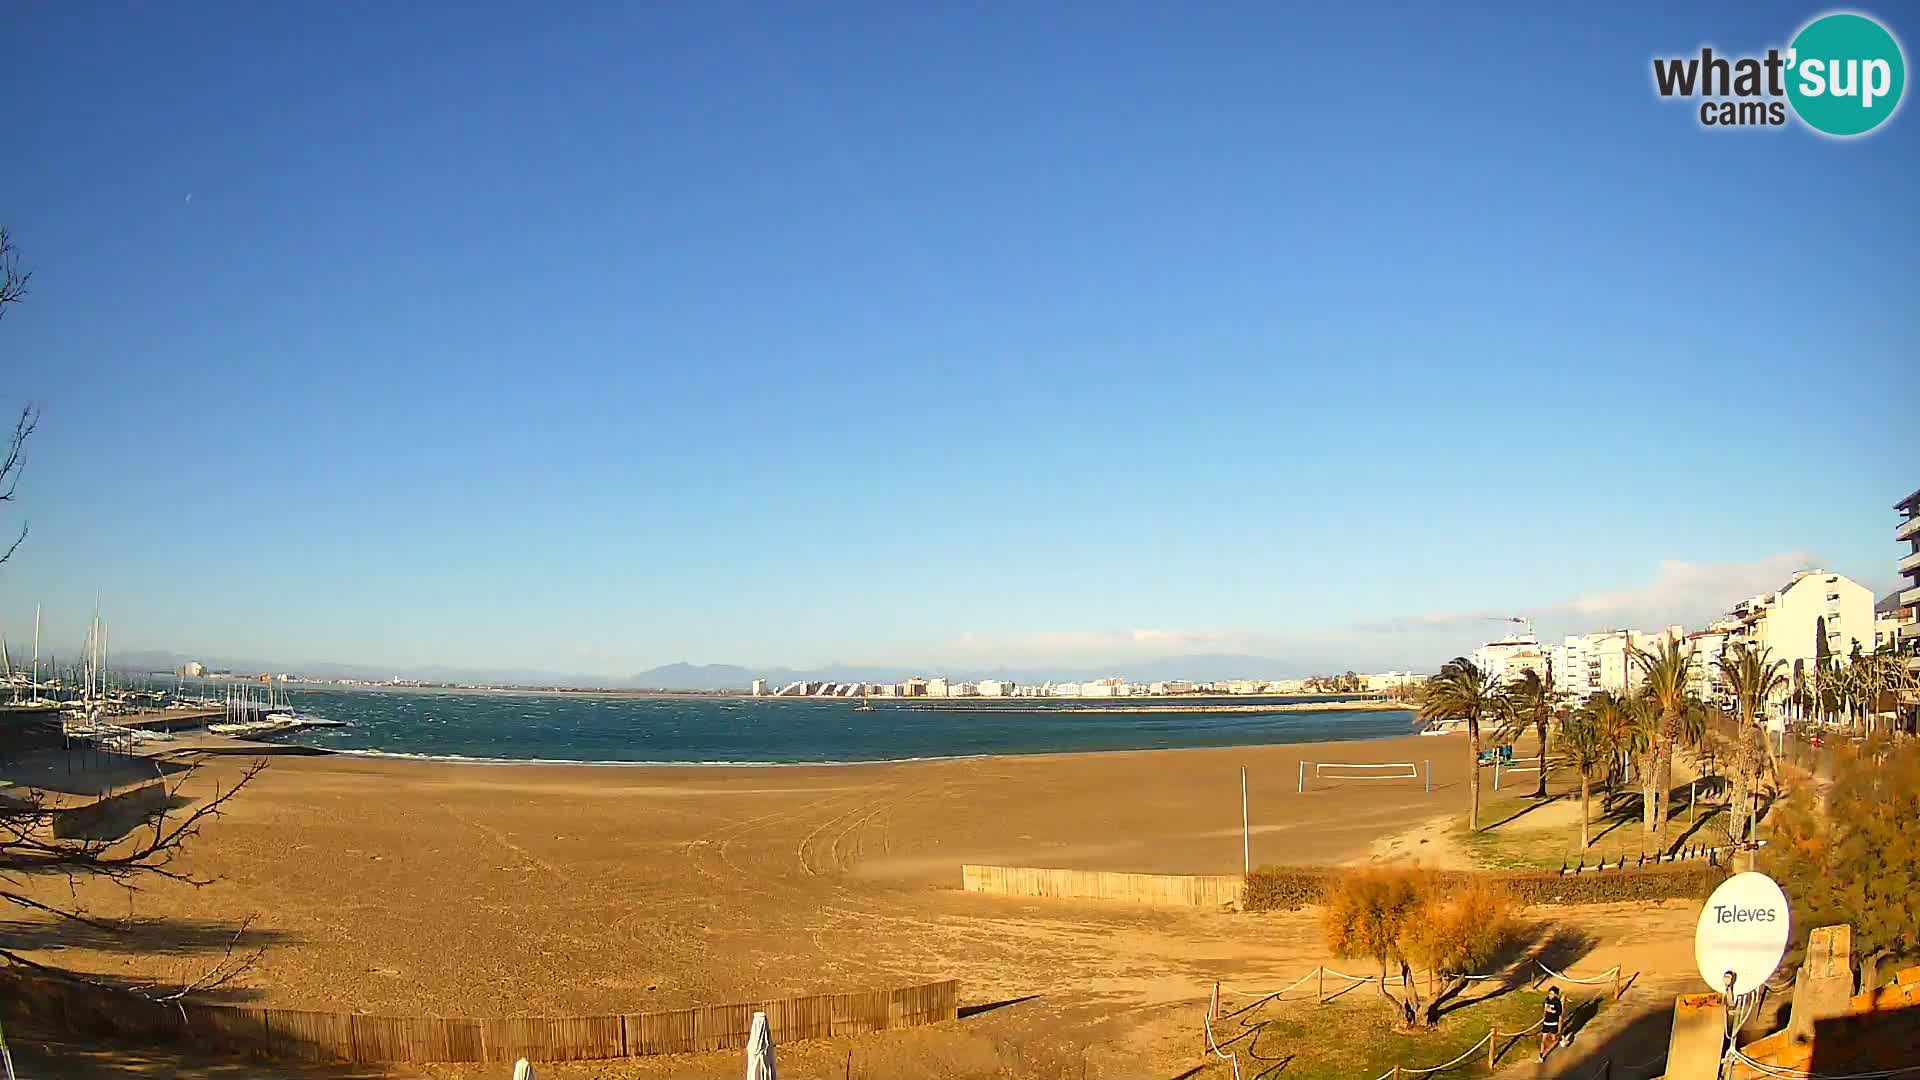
[1895,486,1920,513]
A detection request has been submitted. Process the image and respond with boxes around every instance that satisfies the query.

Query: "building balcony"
[1901,547,1920,575]
[1899,514,1920,543]
[1904,585,1920,608]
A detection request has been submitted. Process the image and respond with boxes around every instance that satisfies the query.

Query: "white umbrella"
[512,1059,536,1080]
[745,1010,777,1080]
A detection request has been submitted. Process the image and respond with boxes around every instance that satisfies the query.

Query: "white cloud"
[1538,550,1820,632]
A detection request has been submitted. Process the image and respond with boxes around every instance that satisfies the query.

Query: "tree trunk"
[1580,774,1591,849]
[1642,750,1658,834]
[1469,721,1482,832]
[1655,740,1673,845]
[1535,717,1548,798]
[1377,959,1416,1028]
[1422,974,1469,1028]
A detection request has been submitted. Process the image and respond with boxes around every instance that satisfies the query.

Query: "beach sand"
[3,733,1703,1078]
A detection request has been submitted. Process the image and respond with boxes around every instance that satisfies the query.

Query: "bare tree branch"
[0,227,30,315]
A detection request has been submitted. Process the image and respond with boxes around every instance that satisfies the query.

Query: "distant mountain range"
[101,650,1337,692]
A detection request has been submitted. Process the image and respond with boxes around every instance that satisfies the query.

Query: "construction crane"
[1484,615,1536,641]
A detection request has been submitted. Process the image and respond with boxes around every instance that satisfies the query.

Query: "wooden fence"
[962,863,1242,908]
[0,968,957,1063]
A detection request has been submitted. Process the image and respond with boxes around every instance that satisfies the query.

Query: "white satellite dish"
[1695,871,1791,996]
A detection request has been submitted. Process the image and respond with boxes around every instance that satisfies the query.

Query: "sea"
[254,688,1418,765]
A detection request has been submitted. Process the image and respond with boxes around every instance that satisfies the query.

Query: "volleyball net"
[1298,760,1430,792]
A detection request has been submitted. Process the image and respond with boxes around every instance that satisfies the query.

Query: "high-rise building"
[1894,487,1920,731]
[750,678,766,697]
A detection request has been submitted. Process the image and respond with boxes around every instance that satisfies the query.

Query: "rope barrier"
[1535,960,1622,986]
[1203,983,1244,1080]
[1206,969,1621,1079]
[1220,958,1623,997]
[1397,1031,1494,1075]
[1730,1047,1920,1080]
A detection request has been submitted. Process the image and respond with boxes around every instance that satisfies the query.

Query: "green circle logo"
[1786,13,1906,136]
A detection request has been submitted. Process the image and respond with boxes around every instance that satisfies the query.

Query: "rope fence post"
[1298,760,1306,794]
[1317,965,1324,1004]
[1488,1029,1497,1070]
[1425,759,1431,793]
[1613,967,1621,1000]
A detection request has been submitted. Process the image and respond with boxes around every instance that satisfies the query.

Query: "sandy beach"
[3,733,1704,1078]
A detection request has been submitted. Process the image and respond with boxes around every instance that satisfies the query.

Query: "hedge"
[1242,861,1725,912]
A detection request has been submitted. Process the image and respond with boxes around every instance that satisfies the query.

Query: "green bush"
[1243,861,1722,912]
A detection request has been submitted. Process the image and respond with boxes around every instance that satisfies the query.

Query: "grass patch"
[1457,769,1736,872]
[1206,983,1606,1080]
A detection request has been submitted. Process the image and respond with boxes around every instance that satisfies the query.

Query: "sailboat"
[854,688,874,712]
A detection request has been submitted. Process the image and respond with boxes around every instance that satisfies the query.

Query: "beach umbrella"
[745,1010,777,1080]
[512,1058,536,1080]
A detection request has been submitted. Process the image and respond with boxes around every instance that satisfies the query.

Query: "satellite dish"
[1695,871,1790,996]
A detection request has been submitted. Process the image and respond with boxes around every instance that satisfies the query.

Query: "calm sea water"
[256,689,1418,764]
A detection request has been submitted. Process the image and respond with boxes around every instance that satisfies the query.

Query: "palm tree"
[1627,689,1661,833]
[1421,657,1500,831]
[1717,643,1789,784]
[1585,690,1635,808]
[1500,668,1555,798]
[1558,707,1612,849]
[1634,638,1696,842]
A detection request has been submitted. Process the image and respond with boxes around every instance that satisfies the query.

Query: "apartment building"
[1895,487,1920,731]
[1724,570,1875,717]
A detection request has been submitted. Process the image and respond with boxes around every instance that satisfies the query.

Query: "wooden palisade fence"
[962,864,1243,907]
[0,969,957,1064]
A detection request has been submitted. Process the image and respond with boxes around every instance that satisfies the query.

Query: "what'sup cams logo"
[1653,11,1905,136]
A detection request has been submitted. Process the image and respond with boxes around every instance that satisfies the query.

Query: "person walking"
[1539,985,1564,1062]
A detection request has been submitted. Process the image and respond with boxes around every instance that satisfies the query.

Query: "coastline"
[4,722,1714,1080]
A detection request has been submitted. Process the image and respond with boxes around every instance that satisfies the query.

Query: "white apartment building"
[976,679,1013,697]
[1362,672,1424,693]
[1724,570,1875,714]
[1474,635,1547,686]
[750,678,766,697]
[1546,627,1683,702]
[1684,628,1731,706]
[925,678,950,698]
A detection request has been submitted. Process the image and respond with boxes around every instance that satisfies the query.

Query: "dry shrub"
[1405,876,1516,978]
[1319,867,1519,1029]
[1244,861,1718,912]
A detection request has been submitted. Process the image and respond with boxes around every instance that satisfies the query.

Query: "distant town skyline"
[20,551,1898,687]
[4,3,1914,675]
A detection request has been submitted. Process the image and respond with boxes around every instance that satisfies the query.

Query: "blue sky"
[3,2,1916,677]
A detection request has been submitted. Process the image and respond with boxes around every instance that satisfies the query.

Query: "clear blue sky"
[3,3,1916,677]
